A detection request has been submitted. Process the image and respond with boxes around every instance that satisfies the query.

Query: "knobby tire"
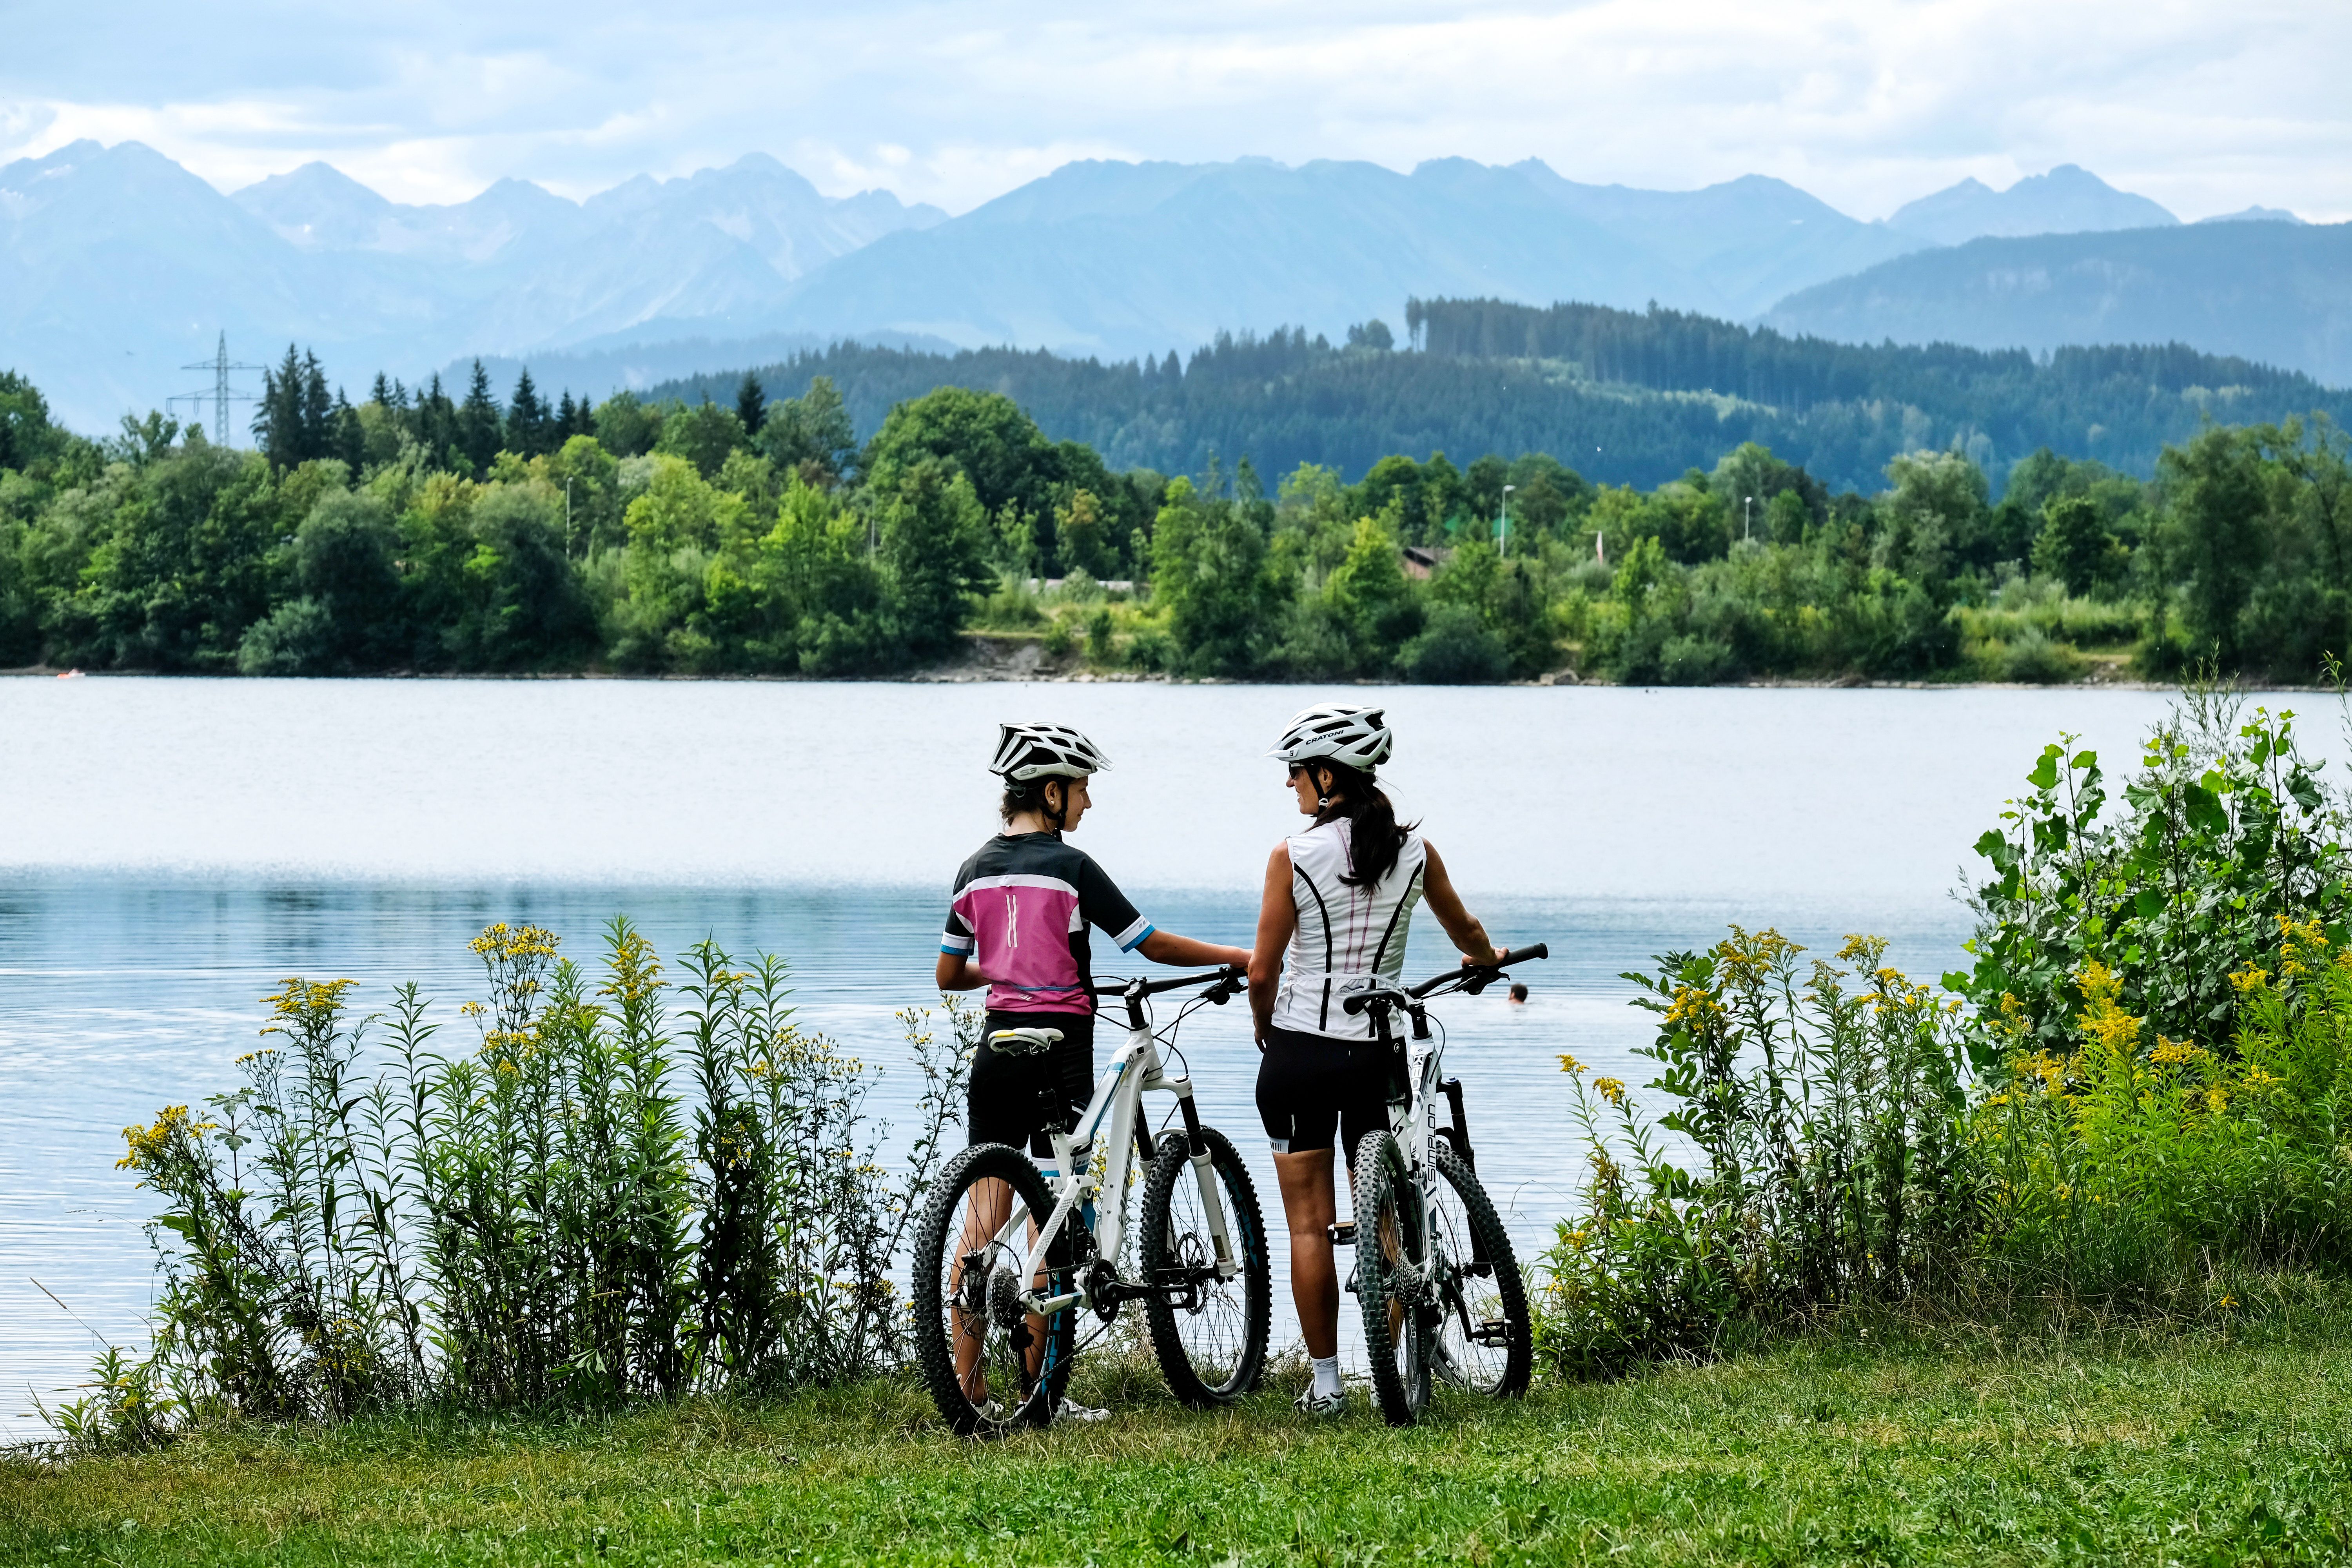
[1428,1138,1531,1398]
[1351,1129,1433,1426]
[911,1142,1076,1438]
[1138,1125,1272,1406]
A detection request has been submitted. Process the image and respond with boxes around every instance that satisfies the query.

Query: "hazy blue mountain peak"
[1889,164,2177,245]
[233,161,396,248]
[584,172,662,218]
[2198,205,2306,225]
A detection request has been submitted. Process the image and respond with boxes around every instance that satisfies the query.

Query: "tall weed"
[1537,930,1973,1376]
[1978,922,2352,1300]
[111,920,971,1430]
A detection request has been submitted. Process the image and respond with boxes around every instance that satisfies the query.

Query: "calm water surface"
[2,677,2306,1435]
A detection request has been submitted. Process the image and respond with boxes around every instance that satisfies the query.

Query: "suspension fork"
[1169,1079,1239,1277]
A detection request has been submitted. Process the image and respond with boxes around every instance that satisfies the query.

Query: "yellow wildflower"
[1594,1077,1626,1107]
[1557,1053,1586,1076]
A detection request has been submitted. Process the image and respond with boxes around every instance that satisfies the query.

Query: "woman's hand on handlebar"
[1459,940,1503,969]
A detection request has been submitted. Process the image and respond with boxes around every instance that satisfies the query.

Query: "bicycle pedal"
[1327,1221,1356,1247]
[1470,1319,1512,1347]
[1343,1261,1360,1296]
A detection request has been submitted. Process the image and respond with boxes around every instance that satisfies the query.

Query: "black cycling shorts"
[969,1010,1096,1157]
[1255,1025,1388,1156]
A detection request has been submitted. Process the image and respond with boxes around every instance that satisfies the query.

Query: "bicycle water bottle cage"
[990,1027,1063,1056]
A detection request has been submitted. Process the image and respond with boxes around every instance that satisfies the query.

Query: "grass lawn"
[7,1314,2352,1566]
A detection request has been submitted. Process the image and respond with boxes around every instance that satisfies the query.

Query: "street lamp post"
[1500,484,1515,557]
[1744,494,1755,544]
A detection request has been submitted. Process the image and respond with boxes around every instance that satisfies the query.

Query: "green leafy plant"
[1948,686,2348,1064]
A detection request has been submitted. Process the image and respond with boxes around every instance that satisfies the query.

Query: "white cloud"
[1,0,2345,219]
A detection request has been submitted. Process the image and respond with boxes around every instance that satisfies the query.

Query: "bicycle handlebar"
[1088,965,1248,1004]
[1340,943,1549,1016]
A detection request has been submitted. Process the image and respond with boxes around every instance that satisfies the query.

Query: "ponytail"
[1310,761,1417,889]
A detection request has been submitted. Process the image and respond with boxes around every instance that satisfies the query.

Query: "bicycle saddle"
[989,1027,1063,1056]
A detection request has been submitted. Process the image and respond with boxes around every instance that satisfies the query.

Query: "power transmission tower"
[168,333,267,446]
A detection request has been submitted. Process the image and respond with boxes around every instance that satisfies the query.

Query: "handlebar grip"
[1341,993,1369,1016]
[1494,942,1548,967]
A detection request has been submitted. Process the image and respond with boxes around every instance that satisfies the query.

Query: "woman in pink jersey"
[935,723,1250,1158]
[1247,703,1502,1416]
[934,723,1249,1422]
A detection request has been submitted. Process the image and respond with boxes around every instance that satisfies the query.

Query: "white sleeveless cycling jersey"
[1272,817,1427,1040]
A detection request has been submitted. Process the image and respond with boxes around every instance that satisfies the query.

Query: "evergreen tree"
[415,373,455,462]
[299,352,332,463]
[554,390,579,443]
[735,370,766,436]
[456,359,503,474]
[368,371,393,408]
[330,388,365,472]
[252,343,307,468]
[508,368,550,458]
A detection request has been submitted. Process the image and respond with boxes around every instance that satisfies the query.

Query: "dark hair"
[1309,760,1417,888]
[1000,775,1072,829]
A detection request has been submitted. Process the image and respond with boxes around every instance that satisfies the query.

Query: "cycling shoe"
[1294,1386,1347,1417]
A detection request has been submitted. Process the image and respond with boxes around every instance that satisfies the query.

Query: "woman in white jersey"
[1246,702,1502,1416]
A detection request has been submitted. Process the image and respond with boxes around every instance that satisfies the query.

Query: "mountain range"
[1763,223,2352,386]
[0,139,2337,435]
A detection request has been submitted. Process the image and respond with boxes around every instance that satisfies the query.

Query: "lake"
[0,676,2306,1437]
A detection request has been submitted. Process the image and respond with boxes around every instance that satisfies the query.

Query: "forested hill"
[649,301,2352,494]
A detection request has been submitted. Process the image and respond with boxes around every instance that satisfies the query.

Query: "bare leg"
[1273,1148,1340,1359]
[951,1177,1012,1401]
[949,1176,1053,1407]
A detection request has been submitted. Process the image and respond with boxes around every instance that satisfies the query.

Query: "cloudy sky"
[2,0,2345,221]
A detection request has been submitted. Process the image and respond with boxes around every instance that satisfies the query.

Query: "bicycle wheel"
[911,1142,1078,1437]
[1139,1125,1272,1406]
[1426,1139,1530,1398]
[1351,1129,1433,1426]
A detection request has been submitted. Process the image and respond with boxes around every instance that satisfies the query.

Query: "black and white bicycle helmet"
[1267,703,1394,772]
[990,722,1112,782]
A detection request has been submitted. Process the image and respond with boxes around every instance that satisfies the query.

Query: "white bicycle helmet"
[1267,703,1394,772]
[990,722,1112,782]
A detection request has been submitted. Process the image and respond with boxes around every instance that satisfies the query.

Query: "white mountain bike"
[1338,943,1544,1425]
[913,966,1272,1436]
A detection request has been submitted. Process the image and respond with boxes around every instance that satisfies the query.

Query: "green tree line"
[644,300,2352,495]
[0,358,2345,682]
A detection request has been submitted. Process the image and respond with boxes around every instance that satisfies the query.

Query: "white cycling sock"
[1311,1355,1342,1397]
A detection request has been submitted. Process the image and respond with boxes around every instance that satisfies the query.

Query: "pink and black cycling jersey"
[941,831,1155,1014]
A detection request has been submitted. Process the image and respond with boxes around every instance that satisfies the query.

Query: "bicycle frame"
[984,974,1245,1321]
[1367,996,1451,1247]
